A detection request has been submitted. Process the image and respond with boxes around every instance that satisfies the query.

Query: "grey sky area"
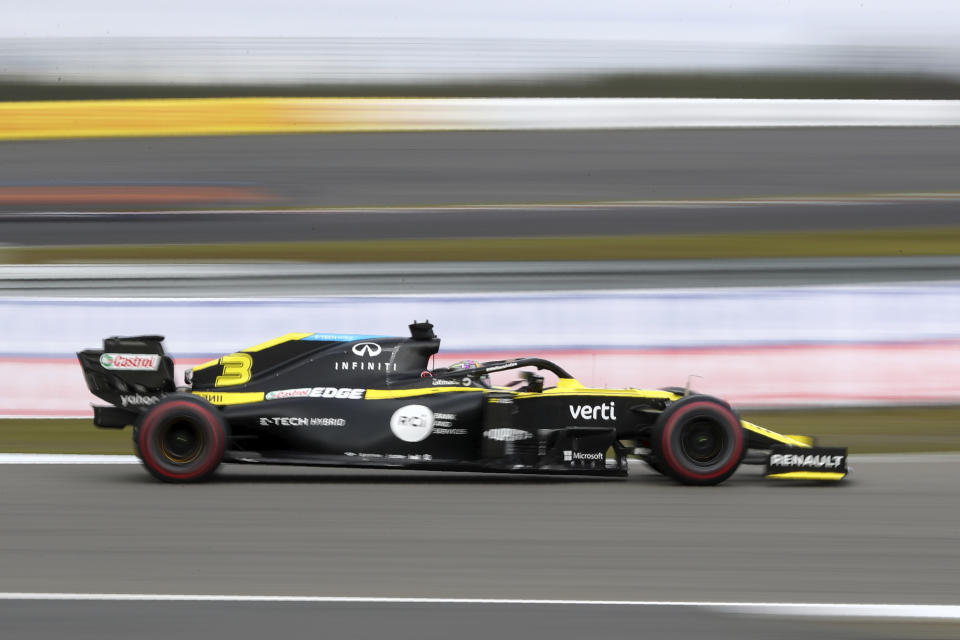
[4,2,960,82]
[7,1,960,45]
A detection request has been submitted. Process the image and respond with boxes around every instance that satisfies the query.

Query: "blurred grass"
[740,406,960,453]
[5,72,960,100]
[4,406,960,454]
[7,226,960,263]
[1,420,133,454]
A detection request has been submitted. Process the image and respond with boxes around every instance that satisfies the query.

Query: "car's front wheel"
[650,395,745,486]
[134,395,228,483]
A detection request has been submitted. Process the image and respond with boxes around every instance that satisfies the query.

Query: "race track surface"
[1,128,960,214]
[2,456,957,603]
[0,600,914,640]
[5,198,960,246]
[4,456,957,639]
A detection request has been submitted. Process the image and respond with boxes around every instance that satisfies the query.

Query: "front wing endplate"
[764,445,848,481]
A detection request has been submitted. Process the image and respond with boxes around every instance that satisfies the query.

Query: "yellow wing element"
[741,420,814,448]
[766,471,847,481]
[192,391,265,406]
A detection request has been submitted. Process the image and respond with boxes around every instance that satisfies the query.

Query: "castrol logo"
[99,353,161,371]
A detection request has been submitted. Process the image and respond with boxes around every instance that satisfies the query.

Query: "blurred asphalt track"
[1,456,958,638]
[1,600,936,640]
[2,456,957,602]
[1,129,960,231]
[6,198,960,245]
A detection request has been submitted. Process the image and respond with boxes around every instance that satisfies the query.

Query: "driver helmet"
[448,360,490,388]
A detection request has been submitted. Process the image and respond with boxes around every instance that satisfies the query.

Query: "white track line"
[0,593,956,619]
[722,603,960,619]
[0,454,138,464]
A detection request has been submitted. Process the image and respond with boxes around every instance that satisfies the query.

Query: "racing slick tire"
[133,395,228,483]
[650,395,745,486]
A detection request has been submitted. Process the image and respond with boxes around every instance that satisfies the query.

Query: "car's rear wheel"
[134,395,228,483]
[651,395,745,486]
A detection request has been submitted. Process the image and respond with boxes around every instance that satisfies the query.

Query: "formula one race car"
[78,322,848,485]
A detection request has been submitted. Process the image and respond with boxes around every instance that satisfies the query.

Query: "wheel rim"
[158,419,204,464]
[678,418,726,466]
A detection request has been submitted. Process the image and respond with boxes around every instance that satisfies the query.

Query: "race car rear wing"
[77,335,176,424]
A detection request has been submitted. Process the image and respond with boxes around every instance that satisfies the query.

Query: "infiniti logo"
[351,342,382,357]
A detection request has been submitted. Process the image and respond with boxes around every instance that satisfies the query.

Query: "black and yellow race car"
[78,321,847,484]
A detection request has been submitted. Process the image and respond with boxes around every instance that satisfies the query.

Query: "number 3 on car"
[215,353,253,387]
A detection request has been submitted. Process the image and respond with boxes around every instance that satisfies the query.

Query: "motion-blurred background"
[5,0,960,93]
[3,2,960,637]
[4,1,960,453]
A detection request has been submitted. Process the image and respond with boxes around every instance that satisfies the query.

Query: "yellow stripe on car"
[515,387,679,400]
[365,387,485,400]
[192,390,265,405]
[765,471,847,481]
[741,421,813,448]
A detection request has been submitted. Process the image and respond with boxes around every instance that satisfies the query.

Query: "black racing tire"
[651,395,745,486]
[133,395,228,483]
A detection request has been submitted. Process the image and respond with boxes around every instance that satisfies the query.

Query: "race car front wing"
[764,445,848,480]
